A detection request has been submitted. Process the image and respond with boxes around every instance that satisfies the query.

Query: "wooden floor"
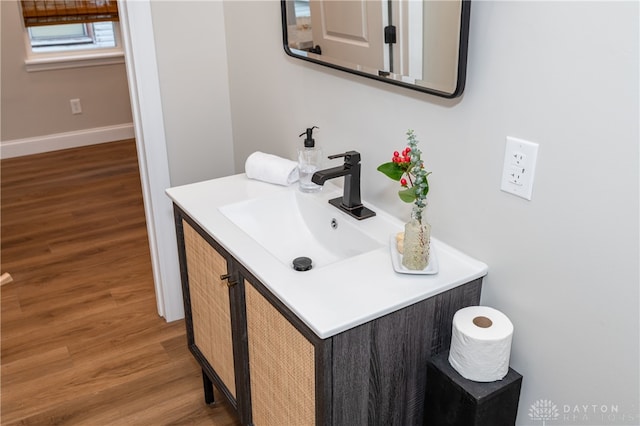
[1,140,241,425]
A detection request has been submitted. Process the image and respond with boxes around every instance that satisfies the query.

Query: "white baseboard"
[0,123,135,159]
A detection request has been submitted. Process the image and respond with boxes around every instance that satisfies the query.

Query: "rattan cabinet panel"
[175,210,252,425]
[183,221,236,398]
[245,280,316,425]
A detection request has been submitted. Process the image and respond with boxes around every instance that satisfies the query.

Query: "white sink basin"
[167,174,489,338]
[219,190,383,270]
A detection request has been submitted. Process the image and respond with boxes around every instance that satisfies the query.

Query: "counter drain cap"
[293,256,313,271]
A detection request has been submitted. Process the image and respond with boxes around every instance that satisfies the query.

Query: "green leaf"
[398,187,416,203]
[377,162,404,181]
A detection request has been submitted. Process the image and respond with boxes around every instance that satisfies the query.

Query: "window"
[29,22,116,53]
[20,1,123,71]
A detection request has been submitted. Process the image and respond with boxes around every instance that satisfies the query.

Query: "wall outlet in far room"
[70,98,82,115]
[500,136,539,200]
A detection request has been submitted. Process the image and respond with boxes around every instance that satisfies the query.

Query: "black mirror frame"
[280,0,471,98]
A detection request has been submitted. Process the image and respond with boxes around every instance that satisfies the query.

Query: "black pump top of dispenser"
[299,126,319,148]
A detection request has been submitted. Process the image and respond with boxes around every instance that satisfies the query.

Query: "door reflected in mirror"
[282,0,470,98]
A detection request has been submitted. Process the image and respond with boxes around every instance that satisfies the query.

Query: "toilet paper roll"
[448,306,514,382]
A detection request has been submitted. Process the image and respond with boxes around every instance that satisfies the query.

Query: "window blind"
[21,1,119,27]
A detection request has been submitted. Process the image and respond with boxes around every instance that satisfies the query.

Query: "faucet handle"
[328,150,361,166]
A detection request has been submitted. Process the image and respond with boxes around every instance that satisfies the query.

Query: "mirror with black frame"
[281,0,471,98]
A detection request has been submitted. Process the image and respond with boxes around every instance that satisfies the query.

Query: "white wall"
[150,1,235,186]
[221,1,638,423]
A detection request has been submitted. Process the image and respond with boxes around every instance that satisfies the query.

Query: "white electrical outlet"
[70,99,82,115]
[500,137,538,200]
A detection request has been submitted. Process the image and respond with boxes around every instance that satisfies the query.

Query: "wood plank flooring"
[1,140,241,425]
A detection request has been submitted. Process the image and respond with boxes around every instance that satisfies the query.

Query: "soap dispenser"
[298,126,322,193]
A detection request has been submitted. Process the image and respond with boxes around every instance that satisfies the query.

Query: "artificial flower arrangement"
[377,129,432,270]
[377,129,431,221]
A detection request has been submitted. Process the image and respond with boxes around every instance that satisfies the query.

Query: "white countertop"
[166,174,488,339]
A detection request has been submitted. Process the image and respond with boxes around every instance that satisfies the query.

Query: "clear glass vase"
[402,208,431,270]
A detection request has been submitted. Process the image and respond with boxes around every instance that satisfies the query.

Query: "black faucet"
[311,151,376,220]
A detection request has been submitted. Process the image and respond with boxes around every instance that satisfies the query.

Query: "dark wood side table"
[424,350,523,426]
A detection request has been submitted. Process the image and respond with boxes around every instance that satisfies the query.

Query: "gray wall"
[0,0,132,141]
[221,1,639,423]
[149,1,235,186]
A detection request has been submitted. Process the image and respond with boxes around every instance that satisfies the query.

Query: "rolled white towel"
[245,151,299,186]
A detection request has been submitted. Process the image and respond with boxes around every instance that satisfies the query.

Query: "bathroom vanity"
[167,174,488,425]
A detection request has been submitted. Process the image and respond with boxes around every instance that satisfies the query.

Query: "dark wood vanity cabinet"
[174,205,483,426]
